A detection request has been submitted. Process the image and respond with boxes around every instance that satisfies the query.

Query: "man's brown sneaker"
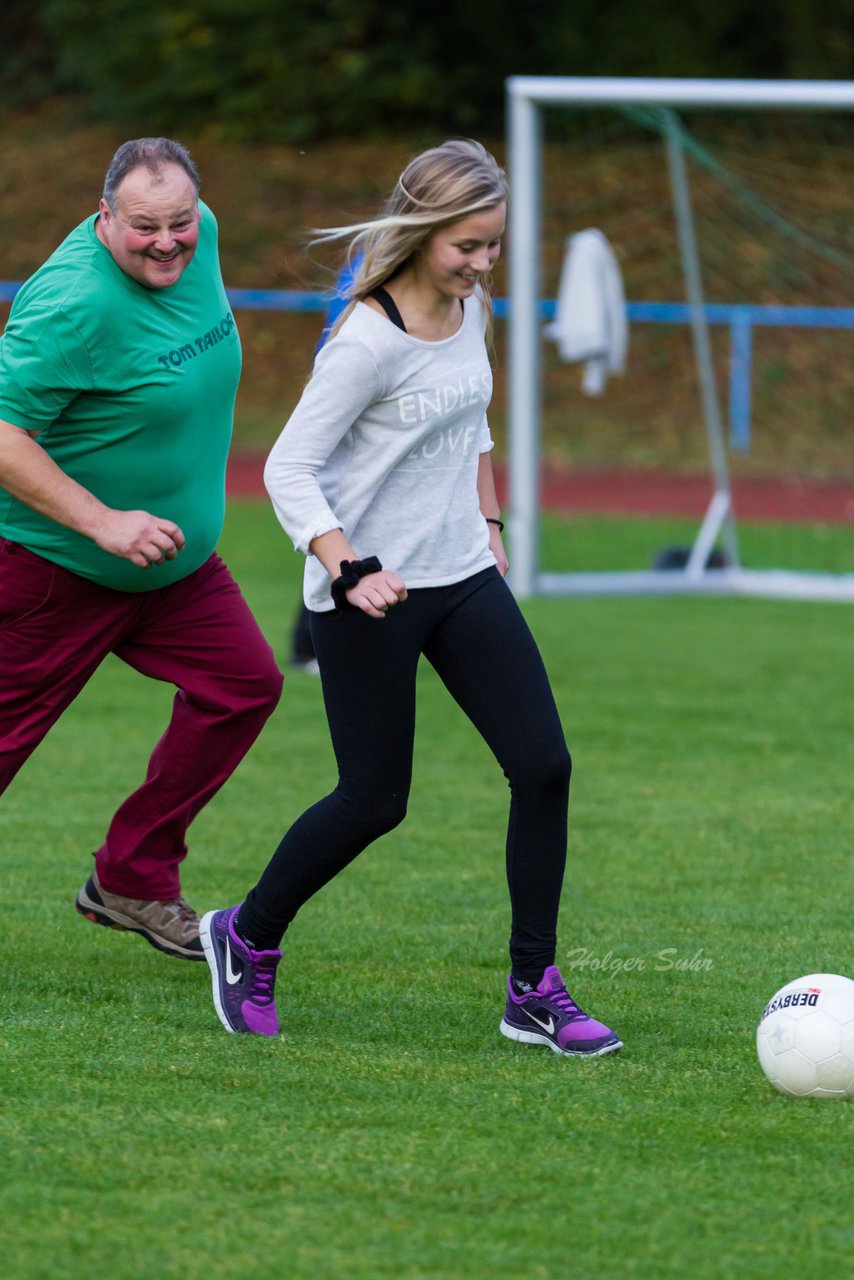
[75,867,204,960]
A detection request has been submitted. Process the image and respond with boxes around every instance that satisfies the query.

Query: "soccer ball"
[756,973,854,1099]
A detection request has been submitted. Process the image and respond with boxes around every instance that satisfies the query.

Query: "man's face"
[97,163,201,289]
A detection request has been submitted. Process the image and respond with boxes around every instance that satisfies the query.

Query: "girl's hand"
[347,570,408,619]
[489,525,509,578]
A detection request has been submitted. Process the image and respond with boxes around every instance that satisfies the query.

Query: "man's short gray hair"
[102,138,200,209]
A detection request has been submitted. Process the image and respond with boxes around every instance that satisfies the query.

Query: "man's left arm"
[0,418,185,569]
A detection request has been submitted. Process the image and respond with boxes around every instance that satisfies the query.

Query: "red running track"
[227,455,854,525]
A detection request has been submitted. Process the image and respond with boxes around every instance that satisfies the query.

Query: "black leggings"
[240,567,571,983]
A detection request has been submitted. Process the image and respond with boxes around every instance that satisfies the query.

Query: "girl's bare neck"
[375,271,463,341]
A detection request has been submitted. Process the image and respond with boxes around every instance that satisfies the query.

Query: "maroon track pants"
[0,540,283,899]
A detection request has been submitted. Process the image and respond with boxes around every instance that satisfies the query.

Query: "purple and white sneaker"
[500,965,622,1057]
[199,907,282,1036]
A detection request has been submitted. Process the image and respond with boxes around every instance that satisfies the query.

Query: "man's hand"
[346,569,408,619]
[92,509,186,569]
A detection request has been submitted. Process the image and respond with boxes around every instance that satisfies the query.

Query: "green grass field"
[2,501,852,1279]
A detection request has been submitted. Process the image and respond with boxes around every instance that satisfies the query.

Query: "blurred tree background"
[2,0,851,140]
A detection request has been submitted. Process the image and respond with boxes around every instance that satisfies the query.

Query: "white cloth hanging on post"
[544,228,628,396]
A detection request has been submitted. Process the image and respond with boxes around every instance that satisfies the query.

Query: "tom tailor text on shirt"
[156,312,237,369]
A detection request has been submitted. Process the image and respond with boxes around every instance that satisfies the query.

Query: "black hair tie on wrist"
[331,556,383,611]
[485,517,505,532]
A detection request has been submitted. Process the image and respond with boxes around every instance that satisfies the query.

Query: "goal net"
[505,77,854,601]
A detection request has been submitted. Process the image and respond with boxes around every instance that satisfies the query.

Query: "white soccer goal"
[505,76,854,601]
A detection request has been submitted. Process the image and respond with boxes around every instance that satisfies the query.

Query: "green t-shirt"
[0,201,241,591]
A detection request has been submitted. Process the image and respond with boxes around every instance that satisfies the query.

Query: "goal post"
[505,76,854,603]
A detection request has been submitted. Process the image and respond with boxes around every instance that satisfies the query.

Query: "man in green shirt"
[0,137,283,960]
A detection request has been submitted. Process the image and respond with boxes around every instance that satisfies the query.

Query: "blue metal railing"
[2,282,851,452]
[535,299,854,453]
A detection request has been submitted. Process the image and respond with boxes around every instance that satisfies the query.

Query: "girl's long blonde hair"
[315,139,508,342]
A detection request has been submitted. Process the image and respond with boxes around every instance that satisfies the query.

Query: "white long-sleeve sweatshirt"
[264,292,497,612]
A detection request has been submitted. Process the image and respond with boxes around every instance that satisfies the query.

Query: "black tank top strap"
[368,285,407,333]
